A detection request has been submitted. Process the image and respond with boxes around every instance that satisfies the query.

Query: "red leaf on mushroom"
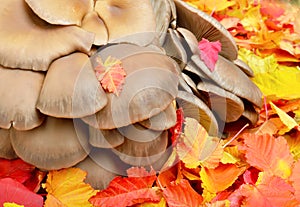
[198,38,222,72]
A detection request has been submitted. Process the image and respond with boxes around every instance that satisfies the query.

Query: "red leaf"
[95,56,126,96]
[169,108,184,146]
[89,176,160,207]
[198,38,221,72]
[0,178,43,207]
[163,179,203,207]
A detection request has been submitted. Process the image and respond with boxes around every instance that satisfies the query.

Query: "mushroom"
[176,27,200,56]
[24,0,93,26]
[233,59,254,77]
[242,101,259,125]
[0,66,45,130]
[113,130,169,166]
[81,11,108,46]
[0,129,17,159]
[173,0,238,60]
[140,103,177,131]
[197,81,245,122]
[192,55,263,108]
[10,117,91,170]
[37,52,107,118]
[82,44,179,129]
[94,0,156,45]
[176,90,219,136]
[0,0,94,71]
[76,148,130,189]
[89,127,124,148]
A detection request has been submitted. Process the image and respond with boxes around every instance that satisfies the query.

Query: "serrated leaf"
[95,56,126,96]
[89,176,160,207]
[163,179,203,207]
[243,133,294,179]
[198,38,221,71]
[44,168,97,207]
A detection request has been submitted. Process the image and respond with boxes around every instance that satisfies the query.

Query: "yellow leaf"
[240,6,262,32]
[221,146,241,165]
[285,132,300,161]
[202,188,216,203]
[3,203,24,207]
[44,168,97,207]
[137,198,167,207]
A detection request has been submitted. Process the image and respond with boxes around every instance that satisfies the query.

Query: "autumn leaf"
[169,108,184,145]
[176,117,223,169]
[127,167,156,178]
[198,38,221,71]
[0,178,43,207]
[285,131,300,160]
[243,133,294,179]
[44,168,97,207]
[163,179,203,207]
[200,164,245,194]
[95,56,126,96]
[3,203,24,207]
[90,176,160,207]
[137,198,167,207]
[290,160,300,202]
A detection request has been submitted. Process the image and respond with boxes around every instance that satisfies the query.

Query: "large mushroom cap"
[0,129,17,159]
[83,44,179,129]
[24,0,93,26]
[0,0,94,71]
[37,52,107,118]
[174,0,238,60]
[10,117,91,170]
[95,0,156,45]
[0,67,44,130]
[89,127,124,148]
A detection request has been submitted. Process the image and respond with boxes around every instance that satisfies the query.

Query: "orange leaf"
[95,56,126,96]
[176,117,223,169]
[44,168,97,207]
[291,160,300,202]
[200,164,245,194]
[90,176,160,207]
[198,38,221,71]
[243,133,294,179]
[163,179,203,207]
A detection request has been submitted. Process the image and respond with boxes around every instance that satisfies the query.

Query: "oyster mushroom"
[0,129,17,159]
[0,67,45,130]
[10,118,91,170]
[89,127,125,148]
[37,52,107,118]
[0,0,94,71]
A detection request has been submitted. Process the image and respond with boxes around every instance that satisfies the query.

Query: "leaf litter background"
[1,0,300,206]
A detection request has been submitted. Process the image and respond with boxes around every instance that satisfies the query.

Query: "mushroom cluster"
[0,0,262,189]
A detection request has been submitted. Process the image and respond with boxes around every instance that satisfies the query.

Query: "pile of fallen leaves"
[1,0,300,206]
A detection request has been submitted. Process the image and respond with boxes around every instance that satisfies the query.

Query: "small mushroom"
[174,0,238,60]
[76,148,130,189]
[10,117,91,170]
[0,129,17,159]
[192,55,263,108]
[140,103,177,131]
[81,11,108,46]
[176,27,200,56]
[89,127,124,148]
[113,130,169,166]
[197,81,244,122]
[176,90,219,136]
[0,67,45,130]
[0,0,94,71]
[233,59,254,77]
[95,0,156,45]
[37,52,107,118]
[24,0,93,26]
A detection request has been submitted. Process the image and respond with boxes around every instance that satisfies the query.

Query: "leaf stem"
[223,123,249,148]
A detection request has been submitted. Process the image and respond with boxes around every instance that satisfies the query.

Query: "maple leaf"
[291,160,300,202]
[0,178,43,207]
[44,168,97,207]
[163,179,203,207]
[243,133,294,179]
[89,175,160,207]
[95,56,126,96]
[198,38,221,72]
[176,117,223,169]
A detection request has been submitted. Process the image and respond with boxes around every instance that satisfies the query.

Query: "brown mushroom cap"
[192,55,263,108]
[233,59,254,77]
[0,129,17,159]
[37,52,107,118]
[176,27,200,56]
[113,130,169,166]
[10,117,91,170]
[24,0,93,26]
[0,67,44,130]
[197,81,245,122]
[0,0,94,71]
[176,90,219,136]
[89,127,124,148]
[242,101,259,125]
[95,0,156,45]
[140,103,177,131]
[174,0,238,60]
[82,44,179,129]
[81,11,108,46]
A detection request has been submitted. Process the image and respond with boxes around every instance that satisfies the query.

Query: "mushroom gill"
[0,129,17,159]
